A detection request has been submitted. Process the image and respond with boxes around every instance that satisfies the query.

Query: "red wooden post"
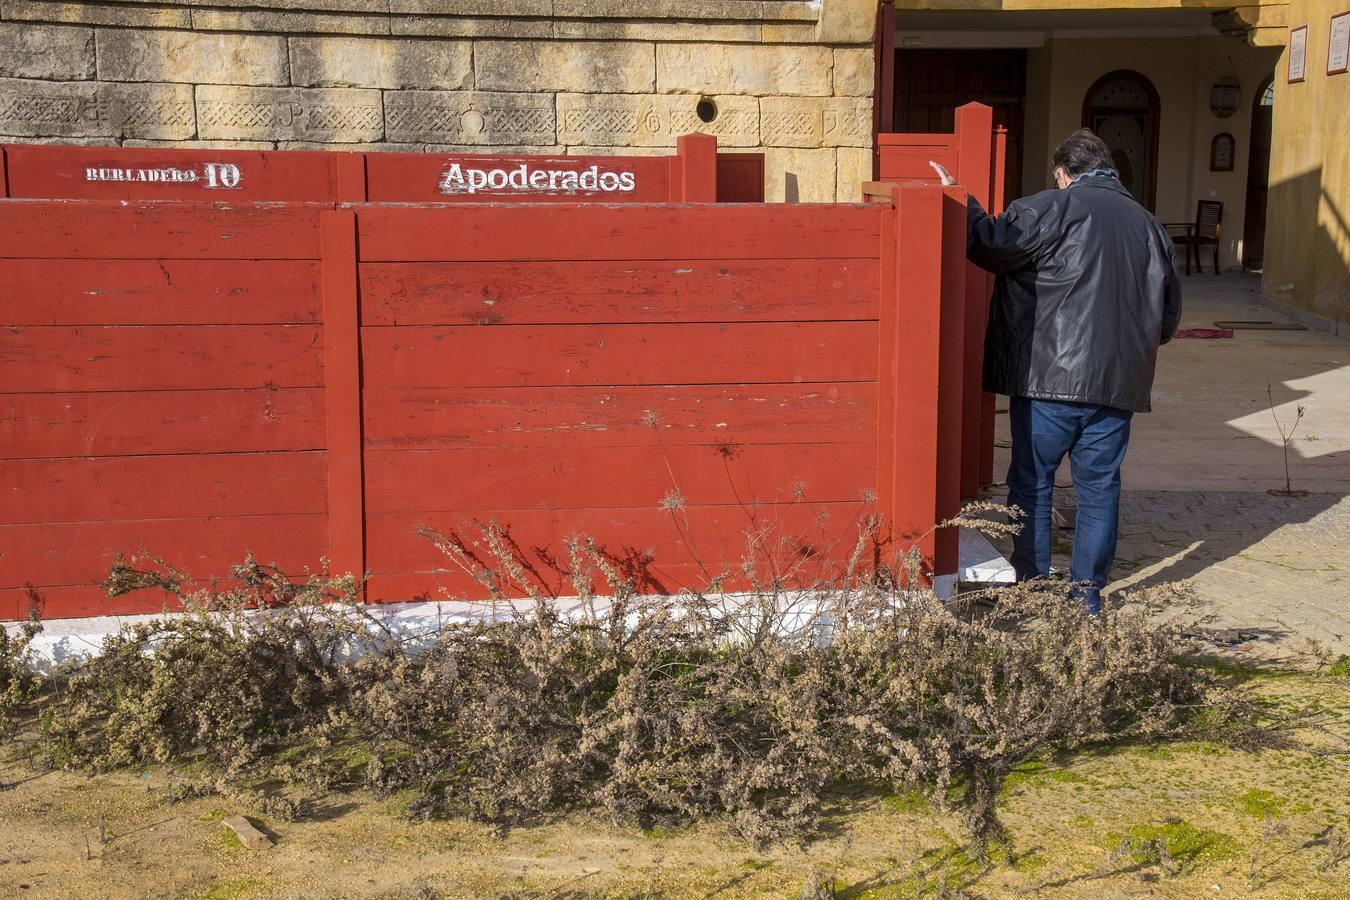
[675,133,718,202]
[979,126,1009,488]
[954,103,994,501]
[334,152,367,202]
[319,210,366,593]
[884,184,963,581]
[0,146,9,198]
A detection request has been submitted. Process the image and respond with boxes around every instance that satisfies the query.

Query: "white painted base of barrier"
[7,530,1014,671]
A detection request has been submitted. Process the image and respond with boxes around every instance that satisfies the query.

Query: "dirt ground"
[2,671,1348,900]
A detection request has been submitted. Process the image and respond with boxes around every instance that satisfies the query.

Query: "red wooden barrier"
[865,102,1005,501]
[0,200,332,619]
[0,140,764,204]
[1,189,961,619]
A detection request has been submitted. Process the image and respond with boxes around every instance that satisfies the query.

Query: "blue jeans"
[1007,398,1133,614]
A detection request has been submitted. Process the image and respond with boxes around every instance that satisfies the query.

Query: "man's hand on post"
[929,161,956,187]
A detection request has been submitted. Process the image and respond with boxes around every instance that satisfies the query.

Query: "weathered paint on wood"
[955,103,995,501]
[356,256,874,327]
[363,443,876,514]
[875,103,1004,496]
[0,514,328,590]
[1,259,321,326]
[0,325,323,392]
[359,322,877,389]
[0,452,328,525]
[364,499,881,597]
[319,210,366,591]
[0,201,327,260]
[358,259,877,326]
[2,389,326,459]
[715,153,766,204]
[361,384,875,451]
[1,144,352,202]
[354,204,884,262]
[0,184,963,618]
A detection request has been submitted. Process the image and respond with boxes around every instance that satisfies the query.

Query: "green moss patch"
[1113,821,1240,869]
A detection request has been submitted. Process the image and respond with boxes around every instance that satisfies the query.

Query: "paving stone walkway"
[984,274,1350,666]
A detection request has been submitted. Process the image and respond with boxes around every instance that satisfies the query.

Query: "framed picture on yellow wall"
[1210,133,1236,172]
[1290,25,1308,82]
[1330,12,1350,75]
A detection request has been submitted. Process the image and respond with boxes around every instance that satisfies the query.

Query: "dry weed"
[8,519,1241,847]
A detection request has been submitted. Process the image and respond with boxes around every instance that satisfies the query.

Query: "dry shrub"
[39,555,374,777]
[0,600,41,737]
[23,518,1234,846]
[354,516,1220,845]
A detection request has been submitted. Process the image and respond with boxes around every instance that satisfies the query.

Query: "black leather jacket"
[967,175,1182,413]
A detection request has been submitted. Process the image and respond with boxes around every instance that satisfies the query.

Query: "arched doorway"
[1242,75,1275,270]
[1082,70,1161,210]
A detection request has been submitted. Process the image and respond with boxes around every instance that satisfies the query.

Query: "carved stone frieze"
[196,85,383,141]
[384,90,556,144]
[557,93,759,147]
[0,78,194,139]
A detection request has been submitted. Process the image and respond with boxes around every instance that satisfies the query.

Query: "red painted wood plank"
[1,145,345,201]
[334,152,367,203]
[0,200,328,260]
[0,514,329,590]
[1,584,177,620]
[364,500,881,592]
[878,144,958,183]
[359,322,877,389]
[353,203,883,262]
[877,134,953,147]
[0,325,323,392]
[364,152,674,203]
[875,188,898,539]
[0,452,328,525]
[359,259,878,326]
[675,134,718,202]
[364,443,875,514]
[715,153,765,203]
[319,210,366,586]
[955,103,994,210]
[884,185,964,576]
[365,557,858,605]
[362,384,875,451]
[2,389,326,459]
[1,259,321,325]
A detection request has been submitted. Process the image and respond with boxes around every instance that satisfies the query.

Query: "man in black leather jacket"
[933,129,1182,613]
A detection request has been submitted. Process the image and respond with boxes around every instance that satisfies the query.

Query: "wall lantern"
[1210,74,1242,118]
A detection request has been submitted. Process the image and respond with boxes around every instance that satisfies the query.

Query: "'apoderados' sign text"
[439,162,636,196]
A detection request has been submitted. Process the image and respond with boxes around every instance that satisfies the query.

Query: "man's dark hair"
[1052,128,1116,178]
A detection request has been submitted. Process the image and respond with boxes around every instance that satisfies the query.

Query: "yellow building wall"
[1264,0,1350,328]
[1022,36,1279,269]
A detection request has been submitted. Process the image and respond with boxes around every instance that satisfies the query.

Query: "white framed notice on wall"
[1330,12,1350,75]
[1290,25,1308,83]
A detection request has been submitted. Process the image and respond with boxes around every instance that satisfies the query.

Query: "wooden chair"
[1164,201,1224,275]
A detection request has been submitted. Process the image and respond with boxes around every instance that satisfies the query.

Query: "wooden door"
[1242,76,1274,270]
[893,49,1027,202]
[1082,70,1161,212]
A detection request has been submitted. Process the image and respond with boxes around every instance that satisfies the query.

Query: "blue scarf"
[1070,168,1120,185]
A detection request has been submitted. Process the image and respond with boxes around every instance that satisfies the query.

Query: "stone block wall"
[0,0,878,201]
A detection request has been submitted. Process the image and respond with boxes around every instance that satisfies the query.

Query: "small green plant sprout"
[1266,384,1307,497]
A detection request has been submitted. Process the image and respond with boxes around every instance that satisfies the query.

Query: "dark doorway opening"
[892,48,1027,204]
[1082,69,1161,212]
[1242,75,1275,270]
